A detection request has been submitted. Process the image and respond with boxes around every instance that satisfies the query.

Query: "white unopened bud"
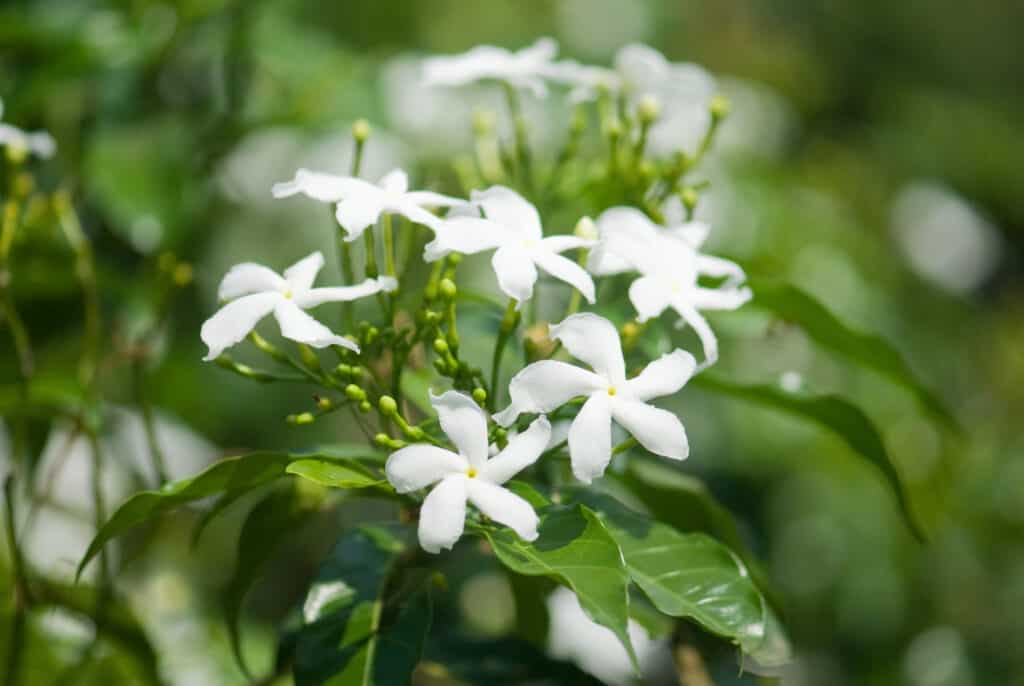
[637,95,661,124]
[574,216,598,241]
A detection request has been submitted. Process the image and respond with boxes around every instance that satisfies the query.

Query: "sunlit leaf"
[285,459,385,489]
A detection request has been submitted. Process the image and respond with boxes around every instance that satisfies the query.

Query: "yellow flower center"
[607,386,617,396]
[466,467,478,478]
[283,288,294,299]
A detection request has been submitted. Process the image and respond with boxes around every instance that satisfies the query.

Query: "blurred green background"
[2,0,1023,684]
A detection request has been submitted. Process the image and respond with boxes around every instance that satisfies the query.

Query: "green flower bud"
[406,426,425,440]
[433,358,448,374]
[288,412,315,425]
[433,338,449,355]
[352,118,371,142]
[603,117,623,139]
[374,433,391,447]
[335,363,353,377]
[637,95,661,124]
[709,95,730,121]
[316,396,333,411]
[378,395,398,416]
[472,388,487,404]
[681,187,699,213]
[345,384,365,402]
[439,278,457,300]
[447,254,462,266]
[358,400,372,413]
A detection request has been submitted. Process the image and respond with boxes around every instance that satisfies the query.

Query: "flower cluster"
[201,38,749,553]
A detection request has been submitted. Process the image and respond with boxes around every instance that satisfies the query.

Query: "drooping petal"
[418,476,468,554]
[549,313,625,384]
[472,186,543,240]
[385,445,468,493]
[282,251,324,293]
[404,190,467,208]
[610,399,688,460]
[540,235,594,253]
[465,479,539,542]
[670,298,718,365]
[393,199,443,230]
[494,360,605,427]
[623,349,697,402]
[294,276,397,308]
[217,263,287,301]
[273,300,358,351]
[568,392,613,484]
[480,415,551,485]
[379,169,408,194]
[430,390,490,468]
[200,292,280,360]
[628,276,672,322]
[691,285,752,311]
[532,250,596,304]
[335,193,385,241]
[423,217,510,262]
[492,245,538,303]
[271,169,376,202]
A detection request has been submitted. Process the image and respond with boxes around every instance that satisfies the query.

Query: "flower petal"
[541,235,594,253]
[201,292,280,360]
[481,415,551,484]
[691,286,752,310]
[393,199,442,230]
[623,349,697,402]
[418,476,467,554]
[423,46,514,87]
[465,479,539,542]
[404,190,467,208]
[494,360,605,427]
[423,217,510,262]
[568,393,613,484]
[282,251,324,293]
[610,399,688,460]
[217,263,286,301]
[532,250,596,304]
[669,221,710,249]
[472,186,542,240]
[273,301,358,351]
[271,169,375,202]
[379,169,408,194]
[549,313,625,384]
[385,445,468,493]
[492,246,538,303]
[294,277,395,308]
[628,276,671,322]
[670,298,718,365]
[336,193,385,241]
[430,390,490,467]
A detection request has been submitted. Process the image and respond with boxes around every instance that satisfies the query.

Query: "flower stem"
[55,192,100,388]
[502,83,533,196]
[489,300,520,410]
[612,436,638,455]
[133,357,169,485]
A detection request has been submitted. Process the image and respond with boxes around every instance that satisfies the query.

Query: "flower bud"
[374,433,391,447]
[709,95,730,122]
[433,338,449,355]
[472,388,487,405]
[287,412,316,425]
[447,254,462,266]
[316,396,333,411]
[352,119,371,142]
[378,395,398,416]
[406,426,425,440]
[433,358,448,374]
[173,263,194,287]
[574,216,598,241]
[637,95,661,124]
[681,187,699,213]
[472,110,496,136]
[602,117,622,140]
[344,384,365,402]
[335,363,353,377]
[439,278,457,300]
[358,400,372,413]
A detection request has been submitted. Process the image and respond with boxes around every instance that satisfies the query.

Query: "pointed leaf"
[286,459,386,489]
[425,635,605,685]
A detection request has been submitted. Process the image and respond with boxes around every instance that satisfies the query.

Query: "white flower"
[423,37,562,98]
[588,206,750,366]
[0,98,56,159]
[271,168,465,241]
[385,390,551,553]
[494,313,695,484]
[424,186,595,305]
[200,251,396,360]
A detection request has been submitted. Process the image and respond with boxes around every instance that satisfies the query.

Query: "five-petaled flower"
[0,98,56,160]
[272,168,464,241]
[425,186,595,306]
[588,207,750,366]
[201,251,395,360]
[386,390,551,553]
[494,313,695,484]
[423,37,562,98]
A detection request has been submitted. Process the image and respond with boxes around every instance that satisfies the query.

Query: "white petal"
[293,277,393,308]
[423,46,514,87]
[494,360,605,427]
[385,445,468,493]
[532,250,595,304]
[670,221,711,249]
[282,251,324,293]
[465,479,538,542]
[423,217,510,262]
[568,393,613,484]
[273,301,358,351]
[481,415,551,484]
[393,199,442,230]
[26,131,56,158]
[629,276,671,322]
[589,206,658,276]
[201,292,280,360]
[623,349,697,402]
[335,193,385,241]
[472,186,543,240]
[670,298,718,365]
[492,246,538,303]
[615,43,671,89]
[217,263,286,301]
[517,36,558,65]
[379,169,408,194]
[549,313,625,384]
[691,286,752,310]
[610,399,688,460]
[430,390,490,468]
[271,169,375,202]
[418,476,467,554]
[404,190,467,208]
[540,235,594,253]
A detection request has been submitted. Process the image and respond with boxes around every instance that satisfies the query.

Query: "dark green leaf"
[504,480,550,509]
[424,636,605,685]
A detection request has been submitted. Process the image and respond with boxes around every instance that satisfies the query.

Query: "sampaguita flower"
[495,313,695,483]
[423,37,562,98]
[0,97,56,159]
[425,185,595,305]
[272,168,464,241]
[200,251,395,360]
[385,390,551,553]
[588,206,750,366]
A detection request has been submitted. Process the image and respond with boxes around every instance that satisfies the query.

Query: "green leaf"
[693,374,926,540]
[294,526,430,686]
[750,281,958,432]
[286,459,386,489]
[480,506,638,671]
[424,636,605,685]
[583,494,791,668]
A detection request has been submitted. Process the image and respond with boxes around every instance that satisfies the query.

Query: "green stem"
[55,193,100,388]
[382,213,396,278]
[612,437,637,456]
[502,83,533,195]
[133,358,169,485]
[489,300,519,410]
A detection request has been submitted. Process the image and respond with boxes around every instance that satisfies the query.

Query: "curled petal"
[670,298,718,366]
[379,169,408,194]
[217,263,286,301]
[549,313,625,384]
[386,445,468,493]
[568,393,613,484]
[419,476,467,554]
[201,292,280,360]
[623,349,697,402]
[628,276,672,322]
[491,246,538,303]
[532,250,595,304]
[610,399,688,460]
[472,186,543,240]
[271,169,375,202]
[336,193,385,241]
[294,276,395,308]
[423,217,509,262]
[695,254,745,288]
[393,199,442,230]
[691,285,752,311]
[430,390,490,467]
[481,415,551,485]
[465,479,539,542]
[273,301,358,351]
[282,252,324,293]
[494,360,605,427]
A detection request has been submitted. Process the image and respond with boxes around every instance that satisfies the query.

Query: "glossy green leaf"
[481,506,638,671]
[285,459,386,489]
[751,281,958,432]
[693,374,926,540]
